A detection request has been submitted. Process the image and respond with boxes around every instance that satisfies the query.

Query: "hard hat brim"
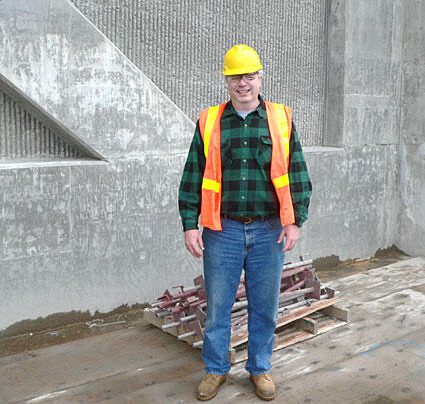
[223,65,263,76]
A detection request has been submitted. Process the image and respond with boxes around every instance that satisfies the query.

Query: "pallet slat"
[229,307,349,364]
[320,304,350,322]
[229,297,340,348]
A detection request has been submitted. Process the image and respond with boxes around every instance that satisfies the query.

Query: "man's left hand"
[277,224,300,252]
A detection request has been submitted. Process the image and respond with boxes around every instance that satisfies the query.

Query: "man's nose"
[238,77,249,86]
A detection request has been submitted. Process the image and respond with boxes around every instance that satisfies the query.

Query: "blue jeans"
[201,216,284,375]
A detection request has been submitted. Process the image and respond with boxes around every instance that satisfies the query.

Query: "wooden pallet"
[229,304,349,364]
[143,299,349,363]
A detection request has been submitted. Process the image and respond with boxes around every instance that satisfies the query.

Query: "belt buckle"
[243,217,253,224]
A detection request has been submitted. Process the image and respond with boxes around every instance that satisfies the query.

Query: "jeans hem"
[204,369,229,376]
[246,368,272,376]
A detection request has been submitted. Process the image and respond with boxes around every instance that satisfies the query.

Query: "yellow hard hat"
[223,44,263,76]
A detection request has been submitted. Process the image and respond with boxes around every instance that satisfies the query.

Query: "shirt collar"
[222,96,267,119]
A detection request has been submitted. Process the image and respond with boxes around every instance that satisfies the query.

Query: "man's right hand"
[184,229,204,258]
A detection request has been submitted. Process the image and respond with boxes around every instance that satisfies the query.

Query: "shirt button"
[243,159,247,163]
[243,141,248,145]
[241,196,245,200]
[242,177,246,181]
[244,123,248,127]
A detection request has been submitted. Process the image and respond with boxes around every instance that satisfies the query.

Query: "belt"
[222,214,275,224]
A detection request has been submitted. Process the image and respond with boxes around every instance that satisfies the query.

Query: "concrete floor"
[1,257,425,404]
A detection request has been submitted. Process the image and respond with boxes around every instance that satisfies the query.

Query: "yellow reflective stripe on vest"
[203,105,221,158]
[202,178,221,193]
[270,103,290,157]
[273,174,289,189]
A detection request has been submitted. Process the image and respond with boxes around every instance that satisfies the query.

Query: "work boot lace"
[205,374,220,383]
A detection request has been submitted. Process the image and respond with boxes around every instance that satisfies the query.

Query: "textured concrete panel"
[0,0,194,159]
[0,74,103,161]
[0,88,85,161]
[70,0,327,146]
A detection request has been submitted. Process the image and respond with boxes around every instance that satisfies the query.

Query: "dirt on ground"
[0,246,409,358]
[314,245,409,281]
[0,304,148,357]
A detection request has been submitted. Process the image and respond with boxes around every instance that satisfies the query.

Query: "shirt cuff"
[294,206,308,228]
[182,219,199,232]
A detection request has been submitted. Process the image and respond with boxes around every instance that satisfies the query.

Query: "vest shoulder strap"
[264,101,292,140]
[198,103,227,158]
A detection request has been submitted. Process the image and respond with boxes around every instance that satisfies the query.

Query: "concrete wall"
[0,0,198,330]
[0,0,423,330]
[398,1,425,256]
[292,144,399,262]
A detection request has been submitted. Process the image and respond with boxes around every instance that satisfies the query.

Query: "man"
[178,44,312,401]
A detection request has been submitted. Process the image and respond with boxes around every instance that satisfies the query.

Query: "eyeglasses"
[227,73,259,84]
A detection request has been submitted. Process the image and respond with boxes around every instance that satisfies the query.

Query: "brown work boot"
[196,373,227,401]
[250,373,276,401]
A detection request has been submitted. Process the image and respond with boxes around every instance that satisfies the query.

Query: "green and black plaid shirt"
[178,99,312,231]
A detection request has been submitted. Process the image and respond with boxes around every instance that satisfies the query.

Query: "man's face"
[226,72,262,109]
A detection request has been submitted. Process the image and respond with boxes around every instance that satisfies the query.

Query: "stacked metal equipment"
[144,259,344,355]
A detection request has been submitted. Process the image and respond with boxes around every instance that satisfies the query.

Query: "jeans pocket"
[264,216,281,231]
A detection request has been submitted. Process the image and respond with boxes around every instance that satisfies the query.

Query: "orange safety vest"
[199,101,295,231]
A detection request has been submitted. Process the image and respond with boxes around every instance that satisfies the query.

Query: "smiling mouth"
[237,89,250,94]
